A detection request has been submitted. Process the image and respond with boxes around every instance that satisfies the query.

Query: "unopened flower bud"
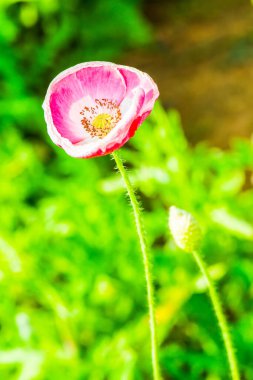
[169,206,202,252]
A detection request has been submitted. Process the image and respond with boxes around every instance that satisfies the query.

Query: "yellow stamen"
[92,113,112,129]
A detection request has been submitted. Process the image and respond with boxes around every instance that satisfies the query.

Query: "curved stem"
[192,250,240,380]
[112,151,161,380]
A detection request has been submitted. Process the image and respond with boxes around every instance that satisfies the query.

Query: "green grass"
[1,103,253,379]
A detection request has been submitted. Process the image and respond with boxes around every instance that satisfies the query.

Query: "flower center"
[80,99,122,139]
[92,113,112,129]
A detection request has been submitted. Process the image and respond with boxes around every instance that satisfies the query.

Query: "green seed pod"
[169,206,202,252]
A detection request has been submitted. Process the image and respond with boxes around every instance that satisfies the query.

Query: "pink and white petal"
[117,64,159,114]
[76,65,126,104]
[102,111,151,157]
[140,72,159,95]
[43,62,120,103]
[43,61,118,94]
[49,73,84,107]
[60,88,145,158]
[43,62,127,143]
[100,88,146,153]
[139,75,159,114]
[49,91,86,143]
[117,67,141,97]
[141,88,159,114]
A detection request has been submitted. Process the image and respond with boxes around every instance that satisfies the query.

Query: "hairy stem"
[112,151,161,380]
[192,250,240,380]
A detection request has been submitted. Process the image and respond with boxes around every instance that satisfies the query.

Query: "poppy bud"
[169,206,202,252]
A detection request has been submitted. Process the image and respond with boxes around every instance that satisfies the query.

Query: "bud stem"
[112,151,161,380]
[192,250,240,380]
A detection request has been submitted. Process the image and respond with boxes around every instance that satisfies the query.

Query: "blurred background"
[1,0,253,379]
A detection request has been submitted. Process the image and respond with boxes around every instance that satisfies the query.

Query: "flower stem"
[192,250,240,380]
[112,151,161,380]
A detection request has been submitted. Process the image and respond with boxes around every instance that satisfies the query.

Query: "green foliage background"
[1,1,253,379]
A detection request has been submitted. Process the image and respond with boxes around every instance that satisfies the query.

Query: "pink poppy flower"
[43,61,159,158]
